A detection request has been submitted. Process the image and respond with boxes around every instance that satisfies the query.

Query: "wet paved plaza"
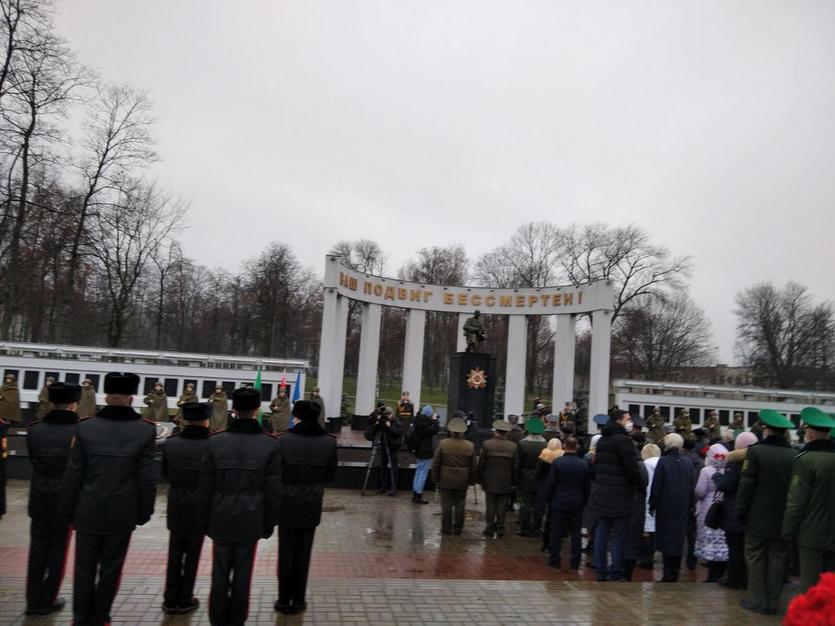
[0,481,786,625]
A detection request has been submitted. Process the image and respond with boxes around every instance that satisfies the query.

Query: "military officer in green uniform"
[736,408,796,616]
[673,409,694,443]
[431,417,476,535]
[782,407,835,593]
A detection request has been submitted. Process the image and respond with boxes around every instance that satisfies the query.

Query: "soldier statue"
[674,408,694,442]
[646,406,667,446]
[0,374,21,423]
[463,310,487,353]
[704,410,722,441]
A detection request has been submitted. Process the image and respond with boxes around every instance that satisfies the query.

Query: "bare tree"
[58,84,157,339]
[614,290,715,380]
[400,244,468,390]
[558,223,691,322]
[0,29,88,336]
[735,282,834,388]
[86,180,184,346]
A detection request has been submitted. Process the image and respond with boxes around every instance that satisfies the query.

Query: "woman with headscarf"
[695,443,730,582]
[649,433,695,582]
[535,438,564,550]
[712,431,758,589]
[638,443,662,570]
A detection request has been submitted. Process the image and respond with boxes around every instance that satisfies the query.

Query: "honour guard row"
[10,372,336,626]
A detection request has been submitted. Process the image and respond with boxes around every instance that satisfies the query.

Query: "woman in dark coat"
[624,461,649,580]
[649,433,695,582]
[712,431,758,588]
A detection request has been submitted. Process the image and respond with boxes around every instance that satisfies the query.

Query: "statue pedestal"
[447,352,497,429]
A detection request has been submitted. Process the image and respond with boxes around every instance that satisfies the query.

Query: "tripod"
[361,423,398,496]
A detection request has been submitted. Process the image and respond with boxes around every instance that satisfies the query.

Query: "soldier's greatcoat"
[0,380,21,423]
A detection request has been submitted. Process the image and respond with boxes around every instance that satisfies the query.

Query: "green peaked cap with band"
[800,407,835,430]
[758,409,795,430]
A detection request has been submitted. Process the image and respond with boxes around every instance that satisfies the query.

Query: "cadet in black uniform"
[198,387,280,626]
[274,400,338,615]
[60,372,157,626]
[162,401,211,614]
[25,382,81,615]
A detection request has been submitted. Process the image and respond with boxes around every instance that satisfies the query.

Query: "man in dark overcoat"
[60,372,157,626]
[25,382,80,616]
[198,387,280,626]
[736,409,795,615]
[432,417,477,535]
[649,433,695,582]
[478,419,518,537]
[161,402,211,614]
[545,436,590,570]
[517,417,547,537]
[588,410,645,581]
[274,400,338,615]
[782,407,835,594]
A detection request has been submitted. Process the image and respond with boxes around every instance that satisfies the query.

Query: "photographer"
[364,405,402,496]
[409,405,440,504]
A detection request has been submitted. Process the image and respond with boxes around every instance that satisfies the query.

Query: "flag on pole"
[291,372,301,402]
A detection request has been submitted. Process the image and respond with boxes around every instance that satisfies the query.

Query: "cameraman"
[409,405,440,504]
[364,405,402,496]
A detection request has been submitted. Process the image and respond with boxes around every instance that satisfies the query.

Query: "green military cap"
[447,417,467,433]
[525,417,545,434]
[800,407,835,430]
[758,409,794,430]
[492,419,511,432]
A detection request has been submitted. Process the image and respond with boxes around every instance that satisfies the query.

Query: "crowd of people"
[11,373,337,625]
[369,397,834,618]
[3,375,834,624]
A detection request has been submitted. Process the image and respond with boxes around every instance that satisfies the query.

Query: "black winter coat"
[410,413,439,460]
[518,439,547,492]
[60,405,157,534]
[162,424,210,534]
[365,414,402,450]
[198,418,280,544]
[588,423,645,517]
[625,462,649,560]
[276,420,338,528]
[545,452,590,512]
[649,448,695,555]
[27,409,78,519]
[712,451,745,535]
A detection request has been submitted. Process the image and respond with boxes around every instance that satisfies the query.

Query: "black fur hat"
[291,399,321,422]
[182,402,211,421]
[48,382,82,404]
[103,372,140,395]
[232,387,261,411]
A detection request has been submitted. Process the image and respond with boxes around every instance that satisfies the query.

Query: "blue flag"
[291,372,301,402]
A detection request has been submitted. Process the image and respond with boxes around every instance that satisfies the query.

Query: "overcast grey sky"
[55,1,835,364]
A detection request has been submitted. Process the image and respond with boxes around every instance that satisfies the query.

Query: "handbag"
[704,491,724,530]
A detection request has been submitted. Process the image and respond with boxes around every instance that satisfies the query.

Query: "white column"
[504,314,528,417]
[456,312,469,352]
[317,287,339,417]
[552,314,576,416]
[589,309,612,431]
[329,295,349,419]
[355,303,382,415]
[402,309,426,410]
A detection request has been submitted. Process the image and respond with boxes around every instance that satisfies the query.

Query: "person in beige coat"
[208,386,229,431]
[144,382,169,422]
